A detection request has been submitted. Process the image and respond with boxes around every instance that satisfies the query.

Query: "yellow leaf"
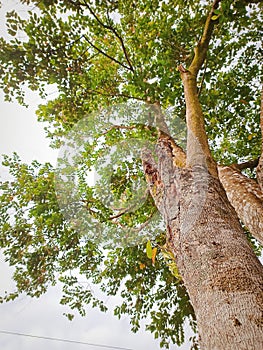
[151,247,158,265]
[139,263,146,270]
[211,14,220,21]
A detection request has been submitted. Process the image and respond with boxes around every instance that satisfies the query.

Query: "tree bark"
[141,2,263,347]
[174,169,263,350]
[142,148,263,350]
[256,87,263,191]
[218,165,263,246]
[141,2,263,348]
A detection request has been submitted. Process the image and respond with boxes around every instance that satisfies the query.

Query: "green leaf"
[146,240,153,259]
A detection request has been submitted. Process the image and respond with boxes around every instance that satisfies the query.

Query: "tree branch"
[81,0,134,72]
[218,165,263,246]
[101,124,157,137]
[231,158,259,171]
[177,1,221,177]
[153,102,186,167]
[108,188,150,220]
[243,0,262,3]
[178,67,218,176]
[189,0,221,77]
[83,35,131,71]
[87,88,146,102]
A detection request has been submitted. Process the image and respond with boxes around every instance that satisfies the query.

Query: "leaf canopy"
[0,0,262,348]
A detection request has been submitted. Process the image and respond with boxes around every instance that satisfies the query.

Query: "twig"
[108,188,150,220]
[82,0,134,72]
[101,125,139,136]
[83,35,131,71]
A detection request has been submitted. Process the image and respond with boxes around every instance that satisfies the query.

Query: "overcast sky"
[0,1,192,350]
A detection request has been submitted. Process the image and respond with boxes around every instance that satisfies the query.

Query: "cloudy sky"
[0,1,191,350]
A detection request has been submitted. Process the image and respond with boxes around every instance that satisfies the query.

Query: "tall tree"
[0,1,262,349]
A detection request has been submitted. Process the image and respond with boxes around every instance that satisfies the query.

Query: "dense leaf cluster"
[0,0,262,348]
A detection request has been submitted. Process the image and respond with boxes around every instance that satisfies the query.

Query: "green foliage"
[0,0,262,348]
[0,154,195,348]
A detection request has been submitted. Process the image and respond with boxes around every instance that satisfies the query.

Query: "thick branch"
[177,1,221,177]
[218,165,263,246]
[198,59,208,97]
[153,103,186,167]
[232,158,259,171]
[141,148,164,210]
[178,66,218,177]
[141,144,180,235]
[189,0,221,77]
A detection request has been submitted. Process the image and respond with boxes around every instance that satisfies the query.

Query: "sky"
[0,1,190,350]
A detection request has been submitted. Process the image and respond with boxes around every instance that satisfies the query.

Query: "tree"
[0,0,263,349]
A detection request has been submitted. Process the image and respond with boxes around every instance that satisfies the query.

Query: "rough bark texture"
[142,2,263,348]
[179,70,218,177]
[176,170,263,350]
[142,149,263,350]
[218,165,263,246]
[256,87,263,191]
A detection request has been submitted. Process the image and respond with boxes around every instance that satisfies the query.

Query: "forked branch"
[83,35,131,71]
[81,0,134,72]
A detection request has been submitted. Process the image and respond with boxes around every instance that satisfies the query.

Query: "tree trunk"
[256,87,263,190]
[173,168,263,350]
[142,150,263,350]
[141,2,263,347]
